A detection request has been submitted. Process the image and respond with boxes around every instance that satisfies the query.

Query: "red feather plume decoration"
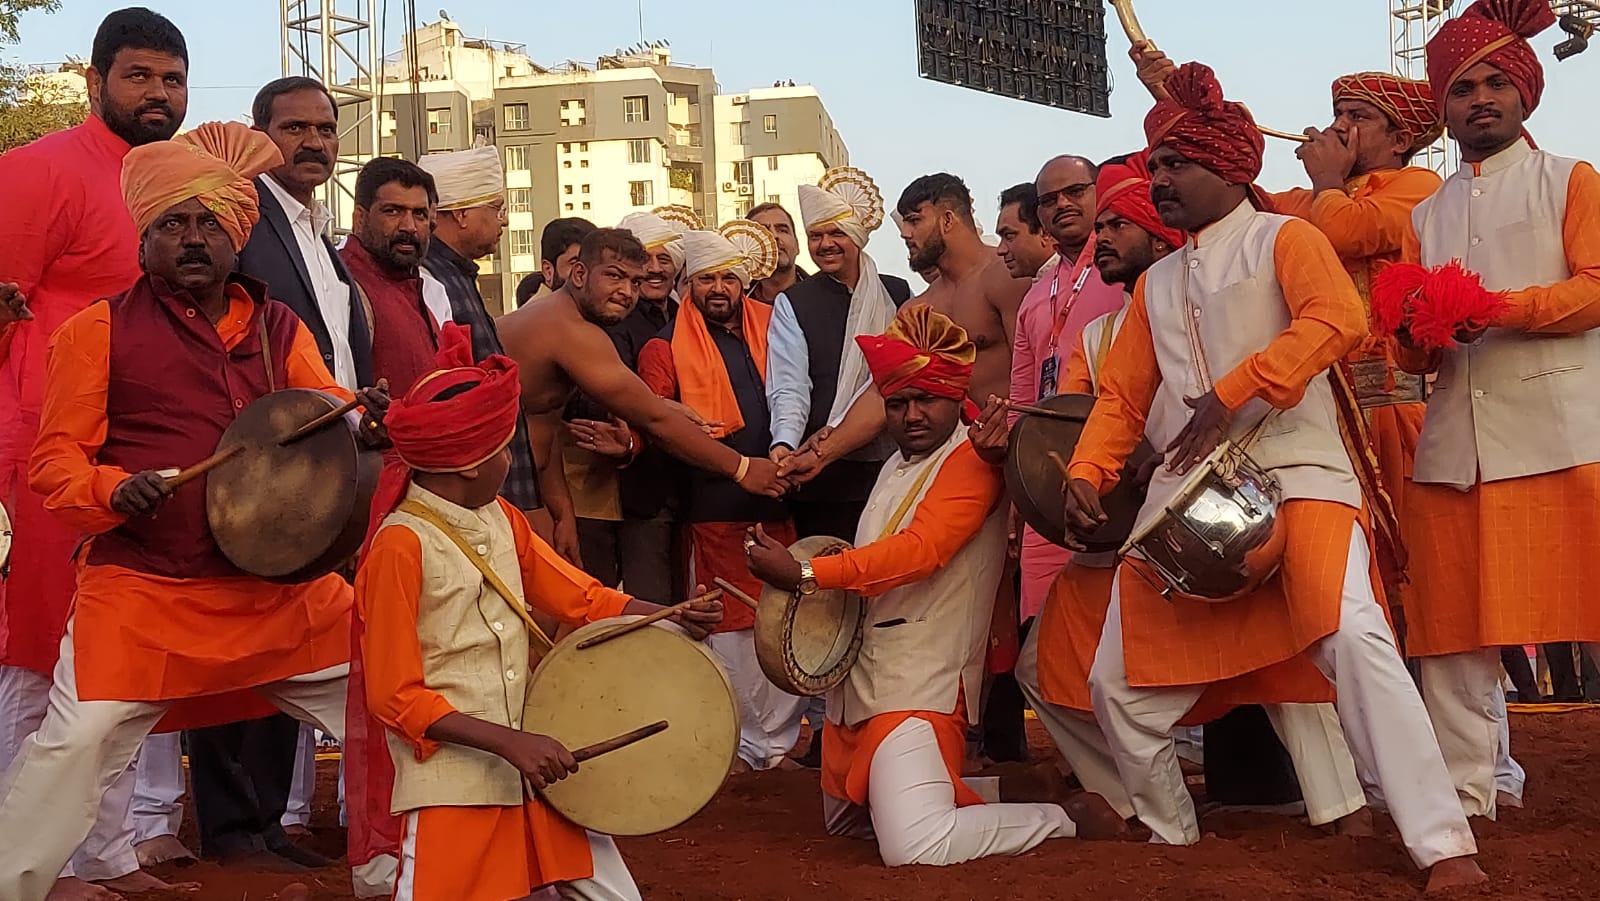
[1370,260,1508,352]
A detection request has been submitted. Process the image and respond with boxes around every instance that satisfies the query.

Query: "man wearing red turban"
[1062,61,1485,892]
[747,303,1127,867]
[1403,0,1600,825]
[355,323,720,901]
[0,120,396,901]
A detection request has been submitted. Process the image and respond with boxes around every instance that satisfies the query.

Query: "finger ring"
[367,419,379,429]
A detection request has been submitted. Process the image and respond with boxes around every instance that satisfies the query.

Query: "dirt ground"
[132,710,1600,901]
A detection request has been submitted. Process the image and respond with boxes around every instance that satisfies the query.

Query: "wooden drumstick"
[574,589,724,650]
[1004,400,1086,423]
[280,397,364,445]
[523,721,671,796]
[1047,451,1073,483]
[162,444,244,489]
[714,577,761,610]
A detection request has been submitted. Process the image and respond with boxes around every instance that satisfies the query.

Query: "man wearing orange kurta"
[357,322,721,901]
[1062,63,1483,893]
[747,304,1126,867]
[636,227,805,771]
[1403,0,1600,823]
[0,122,390,901]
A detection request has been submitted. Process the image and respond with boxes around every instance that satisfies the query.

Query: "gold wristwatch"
[797,561,818,596]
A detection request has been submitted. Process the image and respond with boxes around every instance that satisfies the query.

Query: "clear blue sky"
[10,0,1598,278]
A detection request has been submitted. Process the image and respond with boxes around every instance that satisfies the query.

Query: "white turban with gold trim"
[416,143,504,212]
[618,211,686,272]
[798,166,883,248]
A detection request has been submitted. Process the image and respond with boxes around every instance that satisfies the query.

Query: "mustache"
[137,101,174,119]
[704,292,733,303]
[294,148,331,165]
[176,249,213,267]
[388,232,420,249]
[1151,188,1180,205]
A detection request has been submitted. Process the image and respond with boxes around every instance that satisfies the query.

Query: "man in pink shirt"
[1008,155,1124,621]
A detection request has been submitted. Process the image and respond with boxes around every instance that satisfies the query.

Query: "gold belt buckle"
[1351,358,1424,408]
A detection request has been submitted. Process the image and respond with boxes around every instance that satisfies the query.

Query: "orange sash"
[668,296,771,439]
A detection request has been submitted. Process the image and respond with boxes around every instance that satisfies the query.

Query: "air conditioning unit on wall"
[736,184,753,196]
[721,181,735,192]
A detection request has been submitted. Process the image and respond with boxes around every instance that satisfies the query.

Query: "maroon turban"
[1426,0,1556,115]
[1143,62,1265,186]
[1094,150,1185,249]
[361,322,522,554]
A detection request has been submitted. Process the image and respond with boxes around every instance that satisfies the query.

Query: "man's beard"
[100,90,181,146]
[362,230,425,274]
[907,231,946,273]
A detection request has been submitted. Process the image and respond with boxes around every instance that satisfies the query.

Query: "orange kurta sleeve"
[1304,169,1441,262]
[1214,218,1367,411]
[636,337,678,400]
[1067,290,1159,494]
[809,443,1003,596]
[1061,333,1095,396]
[1493,162,1600,335]
[28,304,129,536]
[284,320,354,400]
[357,524,457,760]
[1266,188,1314,220]
[504,499,632,623]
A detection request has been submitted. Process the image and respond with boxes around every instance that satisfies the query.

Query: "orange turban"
[1426,0,1556,116]
[856,303,979,419]
[1094,150,1184,250]
[1144,62,1264,186]
[1332,72,1445,152]
[121,121,284,251]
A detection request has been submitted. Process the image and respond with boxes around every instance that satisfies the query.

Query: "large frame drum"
[0,501,11,573]
[206,389,380,582]
[522,616,738,835]
[754,535,864,697]
[1005,393,1156,552]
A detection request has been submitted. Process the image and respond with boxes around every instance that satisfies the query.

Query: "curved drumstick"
[575,588,724,650]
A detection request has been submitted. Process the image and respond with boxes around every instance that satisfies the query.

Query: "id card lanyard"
[1037,241,1097,401]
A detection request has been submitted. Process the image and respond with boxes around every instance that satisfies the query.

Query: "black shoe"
[268,842,334,869]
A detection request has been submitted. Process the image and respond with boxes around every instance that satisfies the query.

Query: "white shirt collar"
[262,173,333,234]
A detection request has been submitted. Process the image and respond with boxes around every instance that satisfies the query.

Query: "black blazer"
[237,176,375,386]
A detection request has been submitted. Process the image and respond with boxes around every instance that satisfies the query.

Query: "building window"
[582,202,591,210]
[504,103,528,131]
[564,184,573,195]
[763,114,778,134]
[508,188,531,213]
[732,160,753,186]
[730,121,748,145]
[505,145,529,171]
[736,199,752,217]
[629,180,654,206]
[623,95,649,123]
[427,108,451,135]
[767,156,779,171]
[579,141,589,152]
[561,142,571,153]
[627,138,652,164]
[580,159,590,168]
[560,99,586,127]
[767,194,781,205]
[509,229,535,255]
[565,203,574,211]
[563,160,571,169]
[581,184,591,194]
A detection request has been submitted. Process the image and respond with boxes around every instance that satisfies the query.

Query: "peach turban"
[121,121,284,251]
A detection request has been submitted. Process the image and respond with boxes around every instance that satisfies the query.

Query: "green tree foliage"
[1,0,88,152]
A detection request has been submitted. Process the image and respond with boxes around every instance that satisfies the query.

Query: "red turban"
[1332,72,1445,152]
[856,304,980,421]
[1144,62,1264,186]
[1426,0,1555,115]
[362,322,522,554]
[1094,150,1185,250]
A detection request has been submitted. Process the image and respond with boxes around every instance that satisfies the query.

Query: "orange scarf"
[668,296,772,439]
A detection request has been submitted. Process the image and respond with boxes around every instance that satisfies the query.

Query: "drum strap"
[258,316,276,391]
[396,500,556,652]
[879,462,939,539]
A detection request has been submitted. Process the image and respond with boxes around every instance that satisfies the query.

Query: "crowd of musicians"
[1,1,1596,898]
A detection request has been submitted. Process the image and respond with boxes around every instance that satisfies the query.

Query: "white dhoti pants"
[1014,625,1135,820]
[1263,703,1367,825]
[1418,644,1598,819]
[0,620,350,901]
[0,664,140,882]
[822,717,1075,866]
[130,731,184,843]
[1088,525,1476,869]
[283,723,318,828]
[705,630,807,770]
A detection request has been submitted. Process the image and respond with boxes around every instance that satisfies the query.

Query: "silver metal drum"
[1120,441,1286,603]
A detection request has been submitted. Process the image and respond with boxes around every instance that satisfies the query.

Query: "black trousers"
[981,613,1032,763]
[184,714,299,858]
[1202,706,1303,806]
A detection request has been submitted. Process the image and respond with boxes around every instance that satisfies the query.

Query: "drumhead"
[1123,440,1238,554]
[1004,393,1156,552]
[523,616,738,835]
[0,500,11,569]
[754,535,864,696]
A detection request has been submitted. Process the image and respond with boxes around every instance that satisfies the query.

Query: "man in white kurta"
[747,304,1126,867]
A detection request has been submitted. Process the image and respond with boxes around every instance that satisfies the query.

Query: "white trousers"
[283,723,317,828]
[1419,645,1598,819]
[1263,703,1367,826]
[822,717,1075,866]
[0,620,349,901]
[393,820,640,901]
[130,731,184,842]
[0,664,140,882]
[1089,525,1476,870]
[705,630,807,770]
[1014,625,1136,820]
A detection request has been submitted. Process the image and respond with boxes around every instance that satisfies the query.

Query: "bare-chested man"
[498,227,786,563]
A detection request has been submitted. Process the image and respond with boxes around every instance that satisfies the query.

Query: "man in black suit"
[180,76,373,873]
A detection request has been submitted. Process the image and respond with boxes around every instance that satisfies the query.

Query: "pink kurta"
[0,116,141,675]
[1006,251,1124,620]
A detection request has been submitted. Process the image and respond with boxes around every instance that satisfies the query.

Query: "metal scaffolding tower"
[279,0,381,230]
[1389,0,1457,174]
